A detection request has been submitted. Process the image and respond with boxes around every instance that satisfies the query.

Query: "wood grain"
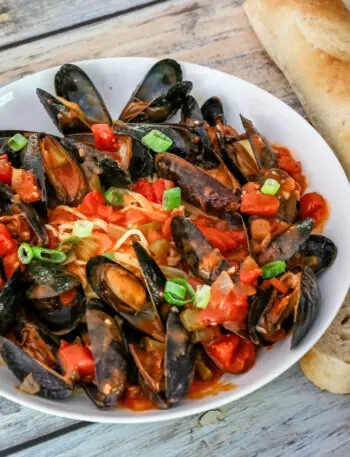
[0,0,162,49]
[4,365,350,457]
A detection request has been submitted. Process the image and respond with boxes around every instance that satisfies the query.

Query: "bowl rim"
[0,56,349,423]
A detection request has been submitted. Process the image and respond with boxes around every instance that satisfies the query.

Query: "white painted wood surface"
[0,0,349,456]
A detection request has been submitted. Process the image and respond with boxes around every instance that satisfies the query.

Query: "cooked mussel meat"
[120,59,192,123]
[25,261,86,335]
[86,256,165,341]
[55,63,112,126]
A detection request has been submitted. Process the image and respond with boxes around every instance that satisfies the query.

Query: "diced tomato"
[134,178,174,204]
[96,205,124,224]
[300,192,327,228]
[123,209,149,226]
[278,154,301,175]
[11,168,41,203]
[0,224,17,256]
[205,334,256,374]
[0,154,8,162]
[59,289,77,306]
[80,190,106,214]
[91,124,118,152]
[3,251,23,279]
[120,386,154,412]
[134,179,153,201]
[58,340,95,383]
[239,256,262,285]
[193,222,247,255]
[92,233,114,255]
[240,192,279,217]
[0,160,12,185]
[78,190,124,224]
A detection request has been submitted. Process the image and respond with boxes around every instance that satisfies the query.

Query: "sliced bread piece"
[300,290,350,393]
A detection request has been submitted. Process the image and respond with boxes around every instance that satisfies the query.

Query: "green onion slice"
[195,285,211,309]
[73,220,94,238]
[261,178,280,196]
[141,129,173,153]
[162,187,181,211]
[104,188,124,206]
[165,281,187,300]
[261,260,286,279]
[163,292,194,306]
[31,247,67,264]
[103,252,115,260]
[164,278,195,306]
[17,243,33,265]
[8,133,28,152]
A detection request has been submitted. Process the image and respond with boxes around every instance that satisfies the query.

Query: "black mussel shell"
[36,88,90,135]
[248,287,273,346]
[0,336,72,400]
[171,215,230,284]
[85,299,128,407]
[0,131,34,167]
[298,235,337,276]
[0,267,24,335]
[0,182,48,245]
[201,97,225,126]
[55,63,112,126]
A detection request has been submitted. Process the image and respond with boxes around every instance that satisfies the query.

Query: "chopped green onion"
[17,243,33,265]
[141,129,173,153]
[73,220,94,238]
[164,292,194,306]
[8,133,28,152]
[103,252,115,260]
[31,247,67,264]
[261,260,286,279]
[58,237,81,252]
[261,178,280,196]
[104,188,124,206]
[195,285,211,309]
[165,281,187,300]
[162,187,181,211]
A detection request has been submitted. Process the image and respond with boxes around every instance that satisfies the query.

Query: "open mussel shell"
[201,97,225,126]
[0,131,35,167]
[55,63,112,126]
[256,218,314,266]
[0,266,24,335]
[120,59,190,123]
[36,88,90,135]
[155,153,241,215]
[0,182,48,245]
[297,235,337,276]
[0,336,72,400]
[84,299,128,407]
[39,134,87,206]
[240,114,278,170]
[171,215,230,284]
[86,256,165,341]
[25,262,86,335]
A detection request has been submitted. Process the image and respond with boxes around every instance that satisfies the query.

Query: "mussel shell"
[21,133,48,217]
[85,299,128,407]
[0,336,72,400]
[0,267,24,335]
[165,307,194,405]
[36,88,90,135]
[0,182,48,245]
[55,63,112,125]
[298,235,337,276]
[86,256,165,341]
[0,131,34,167]
[156,153,241,215]
[171,215,230,284]
[291,267,320,348]
[201,97,225,126]
[256,218,314,266]
[248,287,273,346]
[129,139,154,181]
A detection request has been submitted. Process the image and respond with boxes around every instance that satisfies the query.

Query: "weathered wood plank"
[0,0,304,118]
[0,0,162,49]
[6,365,350,457]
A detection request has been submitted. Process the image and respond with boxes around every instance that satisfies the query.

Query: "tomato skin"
[78,190,124,224]
[240,192,279,217]
[3,252,23,279]
[80,190,106,214]
[58,341,95,383]
[300,192,327,227]
[134,178,174,204]
[0,160,12,185]
[0,224,17,256]
[91,124,118,152]
[134,179,153,201]
[193,221,247,254]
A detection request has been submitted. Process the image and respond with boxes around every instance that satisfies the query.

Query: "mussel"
[0,336,72,400]
[296,235,337,276]
[120,59,192,123]
[55,63,112,126]
[0,131,34,167]
[86,256,165,342]
[129,307,193,409]
[84,299,128,407]
[155,153,241,215]
[0,266,24,335]
[171,215,230,284]
[25,261,86,335]
[248,266,320,348]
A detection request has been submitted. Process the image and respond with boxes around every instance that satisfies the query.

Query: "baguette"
[243,0,350,176]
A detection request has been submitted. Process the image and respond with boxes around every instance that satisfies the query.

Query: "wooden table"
[0,1,349,456]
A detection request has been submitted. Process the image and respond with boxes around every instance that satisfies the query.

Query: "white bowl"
[0,57,349,423]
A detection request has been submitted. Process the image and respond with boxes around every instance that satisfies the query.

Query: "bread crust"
[243,0,350,176]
